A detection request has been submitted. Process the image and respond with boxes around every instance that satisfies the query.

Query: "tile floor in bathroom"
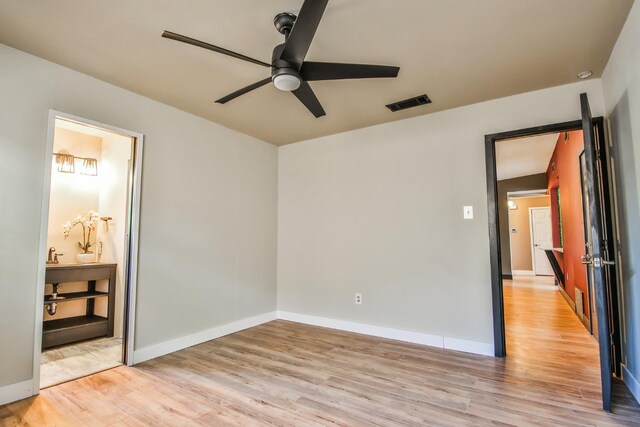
[40,337,123,388]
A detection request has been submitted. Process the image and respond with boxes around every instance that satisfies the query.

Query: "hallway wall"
[546,130,588,314]
[496,174,548,277]
[507,196,551,272]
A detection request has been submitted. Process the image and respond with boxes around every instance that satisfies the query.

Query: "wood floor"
[2,277,640,426]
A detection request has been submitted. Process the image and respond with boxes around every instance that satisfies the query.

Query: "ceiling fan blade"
[292,81,326,118]
[301,62,400,81]
[279,0,329,69]
[162,31,272,68]
[215,77,272,104]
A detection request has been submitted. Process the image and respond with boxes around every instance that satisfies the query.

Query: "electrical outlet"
[355,293,362,304]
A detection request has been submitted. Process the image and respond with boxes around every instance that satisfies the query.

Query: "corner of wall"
[0,379,33,406]
[133,311,277,364]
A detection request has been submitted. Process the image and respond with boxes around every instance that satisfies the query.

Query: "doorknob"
[581,254,615,267]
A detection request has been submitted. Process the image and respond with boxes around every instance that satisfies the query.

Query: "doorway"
[33,111,143,390]
[530,206,554,276]
[485,96,623,411]
[505,190,553,277]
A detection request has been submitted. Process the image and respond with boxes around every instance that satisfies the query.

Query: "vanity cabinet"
[43,263,117,349]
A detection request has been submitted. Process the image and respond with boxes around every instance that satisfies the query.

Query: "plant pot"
[76,253,95,263]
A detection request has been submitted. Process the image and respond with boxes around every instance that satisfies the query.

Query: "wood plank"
[2,276,639,425]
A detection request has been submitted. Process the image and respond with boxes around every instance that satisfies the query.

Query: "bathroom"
[40,117,134,388]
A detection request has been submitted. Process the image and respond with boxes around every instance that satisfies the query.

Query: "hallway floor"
[504,275,639,416]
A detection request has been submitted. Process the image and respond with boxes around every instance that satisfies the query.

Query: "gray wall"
[278,80,604,350]
[602,0,640,392]
[0,44,278,392]
[496,174,549,276]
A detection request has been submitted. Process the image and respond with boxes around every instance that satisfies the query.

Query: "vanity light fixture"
[80,157,98,176]
[54,153,75,173]
[53,153,98,175]
[508,200,518,210]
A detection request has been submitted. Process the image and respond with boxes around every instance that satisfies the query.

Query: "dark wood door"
[580,93,614,411]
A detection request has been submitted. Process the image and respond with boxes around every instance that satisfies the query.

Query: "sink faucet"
[47,248,63,264]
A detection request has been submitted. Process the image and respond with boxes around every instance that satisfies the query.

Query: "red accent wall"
[547,130,588,317]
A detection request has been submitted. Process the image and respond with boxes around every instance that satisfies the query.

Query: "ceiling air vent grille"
[386,94,432,112]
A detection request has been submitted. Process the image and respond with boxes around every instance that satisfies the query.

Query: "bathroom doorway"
[34,111,143,389]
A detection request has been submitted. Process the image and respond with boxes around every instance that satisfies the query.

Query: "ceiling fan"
[162,0,400,118]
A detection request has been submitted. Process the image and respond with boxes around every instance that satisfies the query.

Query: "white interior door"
[530,207,554,276]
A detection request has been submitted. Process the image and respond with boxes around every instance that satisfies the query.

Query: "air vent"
[386,94,432,112]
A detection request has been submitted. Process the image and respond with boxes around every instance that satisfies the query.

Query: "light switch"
[464,206,474,219]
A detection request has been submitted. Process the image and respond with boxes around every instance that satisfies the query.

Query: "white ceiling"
[496,133,559,181]
[0,1,633,145]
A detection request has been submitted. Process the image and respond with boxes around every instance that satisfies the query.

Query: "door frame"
[529,206,553,276]
[32,110,144,393]
[485,118,599,357]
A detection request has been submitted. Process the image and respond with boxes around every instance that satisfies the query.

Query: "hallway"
[503,275,639,415]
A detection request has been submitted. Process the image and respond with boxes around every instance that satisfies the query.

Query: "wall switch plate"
[464,206,474,219]
[355,293,362,304]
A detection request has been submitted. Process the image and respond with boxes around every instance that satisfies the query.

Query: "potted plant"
[63,210,100,263]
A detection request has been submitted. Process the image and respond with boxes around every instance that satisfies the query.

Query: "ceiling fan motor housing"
[274,12,297,36]
[271,45,301,91]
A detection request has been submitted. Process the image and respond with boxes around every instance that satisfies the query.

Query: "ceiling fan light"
[273,74,301,92]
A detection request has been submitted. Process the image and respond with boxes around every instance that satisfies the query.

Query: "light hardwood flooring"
[2,278,640,426]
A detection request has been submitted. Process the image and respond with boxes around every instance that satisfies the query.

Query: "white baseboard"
[622,364,640,404]
[132,311,277,364]
[512,270,535,276]
[277,311,494,357]
[444,336,494,356]
[0,379,33,406]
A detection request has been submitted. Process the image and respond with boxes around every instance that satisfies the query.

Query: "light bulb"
[273,74,301,91]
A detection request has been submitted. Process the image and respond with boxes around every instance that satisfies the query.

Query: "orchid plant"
[63,210,100,254]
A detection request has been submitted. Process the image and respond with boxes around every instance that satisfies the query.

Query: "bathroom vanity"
[43,263,117,349]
